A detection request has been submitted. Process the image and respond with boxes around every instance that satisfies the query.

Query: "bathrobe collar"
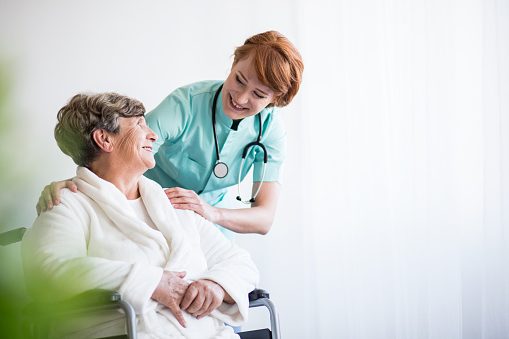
[73,167,190,270]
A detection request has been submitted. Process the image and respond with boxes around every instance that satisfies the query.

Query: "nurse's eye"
[254,92,266,99]
[235,75,245,86]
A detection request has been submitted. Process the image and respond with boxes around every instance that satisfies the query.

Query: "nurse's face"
[222,55,275,120]
[113,116,158,171]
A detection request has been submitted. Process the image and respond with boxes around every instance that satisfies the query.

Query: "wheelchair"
[1,227,281,339]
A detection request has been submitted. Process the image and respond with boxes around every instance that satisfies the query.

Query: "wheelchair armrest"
[25,289,121,315]
[0,227,27,246]
[25,289,138,339]
[248,288,270,302]
[59,289,122,308]
[245,288,281,339]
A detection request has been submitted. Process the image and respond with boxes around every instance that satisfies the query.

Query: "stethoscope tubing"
[211,84,268,203]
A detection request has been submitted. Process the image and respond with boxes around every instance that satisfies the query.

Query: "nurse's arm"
[214,181,281,235]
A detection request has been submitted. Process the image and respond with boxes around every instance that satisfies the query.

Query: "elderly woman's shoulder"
[56,188,94,211]
[174,209,215,232]
[173,208,201,223]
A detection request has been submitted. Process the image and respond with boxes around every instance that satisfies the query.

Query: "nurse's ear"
[92,129,114,153]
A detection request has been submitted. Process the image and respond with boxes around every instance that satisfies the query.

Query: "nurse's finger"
[49,180,72,205]
[164,188,191,199]
[64,180,78,193]
[165,186,191,194]
[36,195,44,215]
[42,185,54,211]
[169,197,200,205]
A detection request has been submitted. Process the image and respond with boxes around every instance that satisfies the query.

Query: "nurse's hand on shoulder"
[165,187,220,223]
[36,179,78,215]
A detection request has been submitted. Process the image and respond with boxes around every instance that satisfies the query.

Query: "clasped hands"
[151,271,232,328]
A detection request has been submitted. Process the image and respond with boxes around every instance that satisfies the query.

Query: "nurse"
[36,30,304,238]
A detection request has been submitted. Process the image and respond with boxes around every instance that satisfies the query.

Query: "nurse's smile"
[229,94,248,112]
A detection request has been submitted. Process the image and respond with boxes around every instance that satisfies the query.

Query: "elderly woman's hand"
[180,279,232,319]
[165,187,220,223]
[36,179,78,215]
[151,271,190,328]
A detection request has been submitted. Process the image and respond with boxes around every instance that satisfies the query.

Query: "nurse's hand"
[151,271,189,328]
[36,179,78,215]
[164,187,220,223]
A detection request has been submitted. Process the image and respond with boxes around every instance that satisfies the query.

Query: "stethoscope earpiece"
[236,196,256,203]
[212,84,268,204]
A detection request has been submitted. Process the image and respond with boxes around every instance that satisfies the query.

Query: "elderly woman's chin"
[131,151,156,173]
[142,155,156,171]
[146,159,156,170]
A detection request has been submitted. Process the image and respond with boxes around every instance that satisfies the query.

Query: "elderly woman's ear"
[92,129,114,153]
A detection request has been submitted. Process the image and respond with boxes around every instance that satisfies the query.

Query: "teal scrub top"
[145,80,287,209]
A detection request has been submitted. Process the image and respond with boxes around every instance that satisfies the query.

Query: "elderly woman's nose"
[147,128,158,141]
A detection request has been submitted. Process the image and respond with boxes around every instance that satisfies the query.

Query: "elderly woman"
[22,93,259,339]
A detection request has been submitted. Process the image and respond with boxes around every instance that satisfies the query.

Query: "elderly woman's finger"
[195,296,213,318]
[180,284,198,310]
[168,302,186,328]
[186,291,206,314]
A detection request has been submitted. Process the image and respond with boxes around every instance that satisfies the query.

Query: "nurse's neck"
[231,119,243,131]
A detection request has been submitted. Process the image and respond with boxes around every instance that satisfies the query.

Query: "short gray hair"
[54,92,145,167]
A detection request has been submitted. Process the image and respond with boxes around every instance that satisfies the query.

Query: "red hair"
[233,31,304,107]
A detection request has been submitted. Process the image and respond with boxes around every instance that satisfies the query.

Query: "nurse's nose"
[237,89,249,105]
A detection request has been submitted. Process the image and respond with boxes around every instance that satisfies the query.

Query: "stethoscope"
[212,84,267,204]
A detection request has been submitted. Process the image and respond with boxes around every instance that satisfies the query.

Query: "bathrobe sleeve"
[192,214,259,325]
[22,190,163,313]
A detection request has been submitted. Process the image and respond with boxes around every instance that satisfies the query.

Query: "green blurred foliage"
[0,60,109,338]
[0,58,26,338]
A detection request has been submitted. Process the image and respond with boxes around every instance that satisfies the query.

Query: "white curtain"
[252,0,508,338]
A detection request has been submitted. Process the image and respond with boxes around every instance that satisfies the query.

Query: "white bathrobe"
[23,167,259,339]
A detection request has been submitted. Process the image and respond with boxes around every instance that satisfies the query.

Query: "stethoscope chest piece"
[213,161,229,178]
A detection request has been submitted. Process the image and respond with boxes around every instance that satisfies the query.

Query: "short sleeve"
[145,87,191,154]
[253,112,287,182]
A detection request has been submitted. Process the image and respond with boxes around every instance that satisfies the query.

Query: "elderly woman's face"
[113,116,157,170]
